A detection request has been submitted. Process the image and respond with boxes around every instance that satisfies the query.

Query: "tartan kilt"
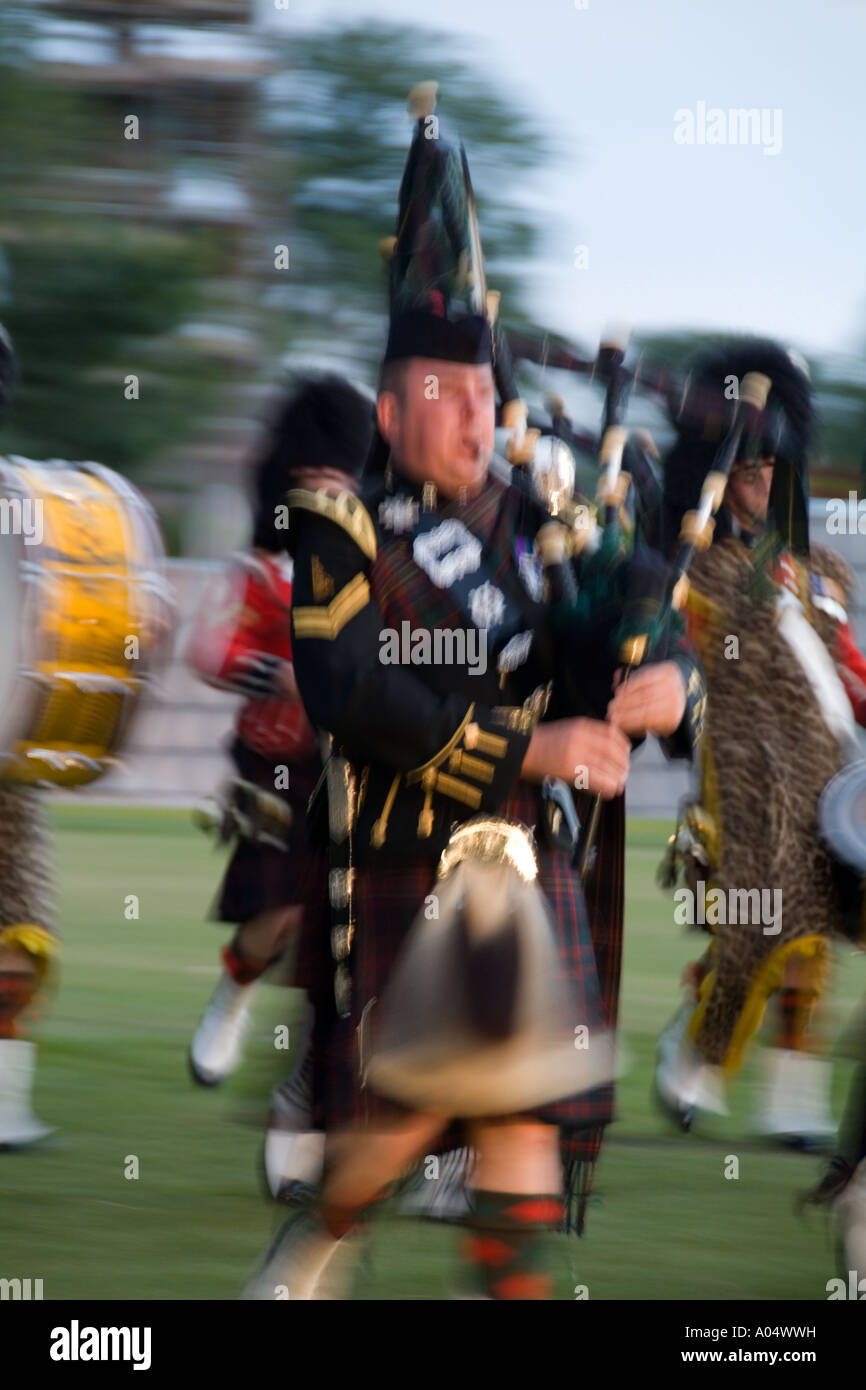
[212,738,321,925]
[294,782,623,1155]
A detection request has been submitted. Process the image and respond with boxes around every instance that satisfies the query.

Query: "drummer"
[0,324,58,1146]
[0,322,172,1147]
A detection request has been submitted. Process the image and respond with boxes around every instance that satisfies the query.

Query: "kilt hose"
[292,780,627,1229]
[213,738,322,925]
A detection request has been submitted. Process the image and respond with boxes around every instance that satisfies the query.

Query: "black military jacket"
[289,463,704,864]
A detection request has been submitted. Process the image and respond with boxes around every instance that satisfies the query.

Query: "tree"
[0,6,238,474]
[0,12,555,487]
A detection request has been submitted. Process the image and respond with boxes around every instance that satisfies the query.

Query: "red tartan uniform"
[187,552,316,760]
[836,622,866,725]
[774,551,866,728]
[187,551,320,922]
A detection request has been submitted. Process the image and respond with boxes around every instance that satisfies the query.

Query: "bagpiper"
[654,338,866,1145]
[242,87,703,1300]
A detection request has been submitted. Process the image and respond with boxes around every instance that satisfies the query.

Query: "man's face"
[377,357,496,499]
[725,456,775,534]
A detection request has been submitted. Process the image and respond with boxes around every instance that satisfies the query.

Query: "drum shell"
[0,457,173,786]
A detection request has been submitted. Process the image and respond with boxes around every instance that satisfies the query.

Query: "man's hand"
[521,717,631,799]
[231,653,299,699]
[606,661,687,738]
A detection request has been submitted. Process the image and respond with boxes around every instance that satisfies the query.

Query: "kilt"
[212,737,321,925]
[294,781,618,1149]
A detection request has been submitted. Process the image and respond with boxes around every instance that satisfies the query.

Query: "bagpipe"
[491,314,866,885]
[507,323,866,892]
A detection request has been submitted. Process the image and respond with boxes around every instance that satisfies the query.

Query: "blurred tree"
[0,7,229,473]
[0,11,552,481]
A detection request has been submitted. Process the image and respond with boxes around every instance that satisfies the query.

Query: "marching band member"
[0,324,57,1147]
[187,378,372,1088]
[0,777,57,1147]
[242,106,701,1300]
[654,339,866,1145]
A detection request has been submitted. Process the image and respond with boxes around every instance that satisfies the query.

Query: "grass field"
[2,807,863,1301]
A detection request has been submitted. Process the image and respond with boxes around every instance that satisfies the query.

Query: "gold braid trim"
[286,488,377,562]
[370,772,402,848]
[428,772,483,809]
[463,723,508,758]
[405,706,475,783]
[447,748,495,782]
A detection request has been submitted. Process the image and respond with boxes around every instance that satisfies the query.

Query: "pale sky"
[255,0,866,364]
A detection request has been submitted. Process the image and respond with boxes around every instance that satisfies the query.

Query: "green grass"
[2,808,863,1300]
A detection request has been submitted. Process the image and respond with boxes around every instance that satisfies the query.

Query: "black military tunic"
[287,461,705,1143]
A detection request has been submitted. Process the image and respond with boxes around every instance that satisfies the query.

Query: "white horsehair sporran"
[366,815,617,1116]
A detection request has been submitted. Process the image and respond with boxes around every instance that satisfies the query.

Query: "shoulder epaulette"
[286,488,377,562]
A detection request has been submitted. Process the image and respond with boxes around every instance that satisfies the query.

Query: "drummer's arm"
[187,565,285,697]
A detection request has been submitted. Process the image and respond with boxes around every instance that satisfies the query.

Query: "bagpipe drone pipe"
[489,317,786,876]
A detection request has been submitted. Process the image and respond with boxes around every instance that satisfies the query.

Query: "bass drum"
[0,456,173,786]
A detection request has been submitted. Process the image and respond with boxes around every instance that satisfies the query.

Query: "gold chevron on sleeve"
[293,573,371,640]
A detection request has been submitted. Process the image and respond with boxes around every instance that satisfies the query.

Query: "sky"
[254,0,866,365]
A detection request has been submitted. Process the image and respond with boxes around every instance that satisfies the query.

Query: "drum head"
[818,759,866,875]
[0,528,22,713]
[0,467,44,772]
[0,505,39,762]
